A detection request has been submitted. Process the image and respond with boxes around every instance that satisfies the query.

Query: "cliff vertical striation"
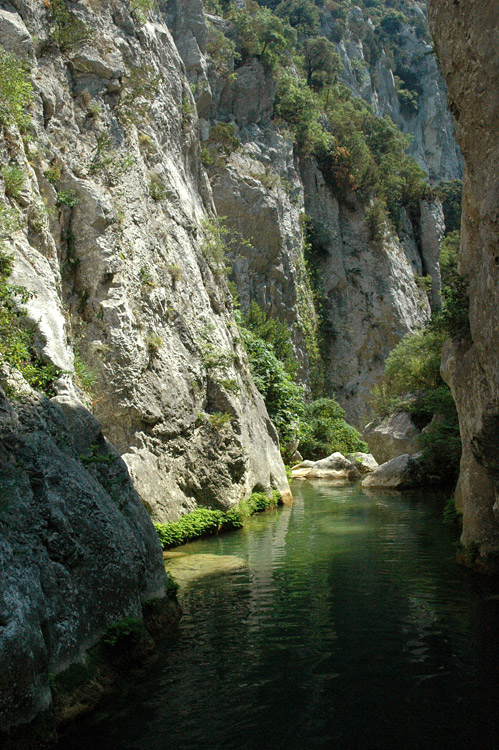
[428,0,499,568]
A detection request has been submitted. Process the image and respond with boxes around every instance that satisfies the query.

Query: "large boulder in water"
[346,452,378,474]
[361,453,425,489]
[364,411,421,464]
[307,452,360,480]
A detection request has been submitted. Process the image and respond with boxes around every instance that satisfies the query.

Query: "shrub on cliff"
[298,397,368,460]
[369,326,461,484]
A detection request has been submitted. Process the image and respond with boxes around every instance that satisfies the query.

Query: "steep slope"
[428,0,499,570]
[170,0,450,424]
[0,0,290,740]
[0,0,289,524]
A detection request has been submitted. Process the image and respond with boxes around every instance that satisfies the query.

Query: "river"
[59,481,499,749]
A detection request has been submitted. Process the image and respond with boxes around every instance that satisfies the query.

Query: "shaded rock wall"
[0,375,171,738]
[428,0,499,566]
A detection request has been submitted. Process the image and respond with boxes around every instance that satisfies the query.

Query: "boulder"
[364,411,421,464]
[361,453,425,489]
[291,460,315,470]
[307,452,360,480]
[346,452,378,474]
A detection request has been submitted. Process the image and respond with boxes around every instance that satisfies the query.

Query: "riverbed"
[59,481,499,749]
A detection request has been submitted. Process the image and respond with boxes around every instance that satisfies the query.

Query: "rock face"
[170,3,450,421]
[0,0,290,739]
[0,0,289,526]
[300,159,430,424]
[364,411,421,464]
[361,453,424,489]
[0,379,173,740]
[428,0,499,567]
[346,452,379,474]
[330,3,463,182]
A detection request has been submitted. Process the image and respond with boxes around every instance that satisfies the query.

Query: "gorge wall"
[428,0,499,569]
[0,0,467,740]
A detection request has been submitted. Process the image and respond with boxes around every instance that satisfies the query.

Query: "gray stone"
[364,411,421,464]
[429,0,499,565]
[307,452,360,480]
[361,453,424,489]
[346,452,378,474]
[0,386,170,735]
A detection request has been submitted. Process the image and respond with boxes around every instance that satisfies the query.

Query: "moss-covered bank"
[154,491,283,549]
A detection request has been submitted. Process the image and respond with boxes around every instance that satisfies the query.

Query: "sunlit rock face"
[428,0,499,567]
[0,0,289,526]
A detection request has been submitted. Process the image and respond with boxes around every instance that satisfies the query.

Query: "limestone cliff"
[428,0,499,569]
[0,0,289,739]
[331,2,463,182]
[169,0,446,425]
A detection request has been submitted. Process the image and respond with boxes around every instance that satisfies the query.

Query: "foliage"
[209,122,241,155]
[303,36,342,89]
[50,0,93,52]
[242,300,296,376]
[102,616,146,650]
[73,351,97,394]
[129,0,156,25]
[0,46,32,131]
[154,491,282,549]
[154,507,243,548]
[239,321,306,446]
[436,179,462,234]
[56,189,78,207]
[439,230,460,288]
[298,397,368,460]
[369,325,461,484]
[0,249,61,395]
[149,175,170,202]
[1,165,24,199]
[207,411,233,430]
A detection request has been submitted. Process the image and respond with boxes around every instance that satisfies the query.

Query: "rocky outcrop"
[0,0,289,526]
[361,453,424,489]
[364,411,421,464]
[300,158,430,424]
[0,377,177,742]
[346,452,378,474]
[0,0,291,739]
[329,3,463,182]
[428,0,499,569]
[307,452,360,480]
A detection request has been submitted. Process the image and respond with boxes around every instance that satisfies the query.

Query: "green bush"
[154,490,282,549]
[0,250,61,395]
[1,165,24,198]
[0,46,32,130]
[298,397,368,460]
[239,322,306,446]
[369,324,461,484]
[50,0,93,52]
[154,507,242,549]
[102,616,146,651]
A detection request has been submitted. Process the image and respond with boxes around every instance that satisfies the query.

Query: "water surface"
[59,482,499,749]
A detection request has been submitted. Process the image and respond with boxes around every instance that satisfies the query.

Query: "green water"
[59,482,499,749]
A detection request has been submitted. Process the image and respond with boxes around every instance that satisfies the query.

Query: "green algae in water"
[164,552,247,587]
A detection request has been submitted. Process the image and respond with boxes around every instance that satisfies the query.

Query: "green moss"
[154,491,283,550]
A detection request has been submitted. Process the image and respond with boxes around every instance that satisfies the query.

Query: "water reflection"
[59,482,499,750]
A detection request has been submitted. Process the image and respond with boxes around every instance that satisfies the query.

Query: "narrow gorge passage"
[59,482,499,750]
